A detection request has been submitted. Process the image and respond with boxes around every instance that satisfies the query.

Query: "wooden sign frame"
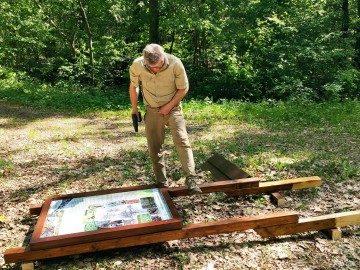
[30,185,182,250]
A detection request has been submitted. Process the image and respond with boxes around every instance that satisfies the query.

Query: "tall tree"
[78,0,95,84]
[342,0,349,37]
[356,0,360,68]
[149,0,160,43]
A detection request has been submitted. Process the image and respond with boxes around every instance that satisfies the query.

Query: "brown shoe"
[185,177,202,195]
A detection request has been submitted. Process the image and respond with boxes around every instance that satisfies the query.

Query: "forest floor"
[0,101,359,270]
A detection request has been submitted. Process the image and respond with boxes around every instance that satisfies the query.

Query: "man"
[129,44,202,194]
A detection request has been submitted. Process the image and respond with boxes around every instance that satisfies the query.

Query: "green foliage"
[0,0,360,101]
[0,159,15,176]
[0,74,129,112]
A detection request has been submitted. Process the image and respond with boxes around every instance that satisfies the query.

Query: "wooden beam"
[205,154,250,180]
[201,155,321,199]
[225,176,321,196]
[261,177,322,190]
[4,211,298,264]
[201,161,230,181]
[29,204,42,216]
[255,210,360,238]
[168,178,260,197]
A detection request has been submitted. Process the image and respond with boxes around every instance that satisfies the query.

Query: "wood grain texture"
[255,210,360,238]
[225,176,322,196]
[205,154,251,180]
[168,178,260,197]
[4,211,298,264]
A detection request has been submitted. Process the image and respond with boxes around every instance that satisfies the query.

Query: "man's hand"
[158,87,188,115]
[132,111,142,132]
[158,103,173,115]
[131,110,141,121]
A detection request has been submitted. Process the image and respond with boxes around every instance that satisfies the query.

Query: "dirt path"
[0,102,359,270]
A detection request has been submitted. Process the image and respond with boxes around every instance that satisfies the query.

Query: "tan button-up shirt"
[129,53,189,107]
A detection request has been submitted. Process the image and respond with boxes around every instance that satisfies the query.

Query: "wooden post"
[270,192,287,207]
[21,262,34,270]
[29,204,42,216]
[322,227,342,241]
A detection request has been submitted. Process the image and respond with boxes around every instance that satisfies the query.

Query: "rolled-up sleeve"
[129,62,140,88]
[174,60,189,90]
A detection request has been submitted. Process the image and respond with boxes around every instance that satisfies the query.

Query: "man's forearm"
[166,87,188,108]
[129,84,139,112]
[159,87,188,115]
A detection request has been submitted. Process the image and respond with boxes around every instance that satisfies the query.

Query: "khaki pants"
[145,105,196,183]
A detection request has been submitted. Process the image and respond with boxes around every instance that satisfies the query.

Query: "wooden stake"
[21,262,34,270]
[322,227,342,241]
[270,192,287,207]
[29,204,42,216]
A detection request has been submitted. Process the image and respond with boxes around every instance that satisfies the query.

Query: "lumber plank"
[201,161,230,180]
[225,176,321,196]
[332,210,360,227]
[182,211,298,237]
[260,176,322,190]
[4,211,298,264]
[168,178,260,197]
[255,210,360,238]
[206,154,250,180]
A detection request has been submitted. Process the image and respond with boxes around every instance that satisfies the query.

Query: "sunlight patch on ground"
[0,118,9,126]
[194,122,264,141]
[3,116,146,168]
[270,157,295,164]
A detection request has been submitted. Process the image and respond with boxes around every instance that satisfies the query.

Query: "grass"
[1,77,359,185]
[183,99,360,184]
[0,159,15,177]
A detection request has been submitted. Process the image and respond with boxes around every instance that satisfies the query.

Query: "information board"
[30,185,182,250]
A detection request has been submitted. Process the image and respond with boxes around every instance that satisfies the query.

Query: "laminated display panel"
[30,185,182,250]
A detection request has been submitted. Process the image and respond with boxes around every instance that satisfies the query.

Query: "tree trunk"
[169,31,175,54]
[149,0,160,44]
[342,0,349,37]
[78,0,95,85]
[356,0,360,68]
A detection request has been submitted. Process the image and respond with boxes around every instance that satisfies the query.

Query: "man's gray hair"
[143,44,165,65]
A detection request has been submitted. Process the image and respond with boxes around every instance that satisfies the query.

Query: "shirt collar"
[142,54,170,74]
